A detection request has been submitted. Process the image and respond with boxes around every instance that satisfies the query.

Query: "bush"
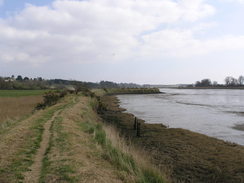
[35,90,67,110]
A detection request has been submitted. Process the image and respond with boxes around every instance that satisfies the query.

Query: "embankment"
[0,91,167,183]
[98,94,244,183]
[93,88,161,96]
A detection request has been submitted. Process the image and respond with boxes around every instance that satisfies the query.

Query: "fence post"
[134,117,137,130]
[137,122,141,137]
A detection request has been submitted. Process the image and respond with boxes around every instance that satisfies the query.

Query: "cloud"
[0,0,4,6]
[139,29,244,59]
[0,0,243,66]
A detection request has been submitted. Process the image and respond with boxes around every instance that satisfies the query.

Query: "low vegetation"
[35,90,68,110]
[102,88,161,95]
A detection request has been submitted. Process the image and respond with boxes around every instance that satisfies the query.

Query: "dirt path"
[24,110,61,183]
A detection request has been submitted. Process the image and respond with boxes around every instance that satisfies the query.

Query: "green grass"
[80,120,165,183]
[40,96,79,183]
[40,116,78,183]
[0,90,49,97]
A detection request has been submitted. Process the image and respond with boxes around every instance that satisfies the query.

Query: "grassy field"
[0,90,46,124]
[0,90,48,97]
[0,96,43,124]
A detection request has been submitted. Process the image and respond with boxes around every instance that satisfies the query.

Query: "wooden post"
[134,117,137,130]
[137,122,141,137]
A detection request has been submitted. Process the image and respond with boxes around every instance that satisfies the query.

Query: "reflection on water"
[117,88,244,145]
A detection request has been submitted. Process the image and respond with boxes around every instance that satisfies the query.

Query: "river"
[117,88,244,145]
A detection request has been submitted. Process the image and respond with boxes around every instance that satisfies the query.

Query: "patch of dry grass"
[103,124,167,183]
[0,96,43,123]
[0,97,69,183]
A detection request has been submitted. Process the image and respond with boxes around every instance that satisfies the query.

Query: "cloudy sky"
[0,0,244,84]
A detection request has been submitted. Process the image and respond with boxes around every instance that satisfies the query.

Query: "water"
[117,88,244,145]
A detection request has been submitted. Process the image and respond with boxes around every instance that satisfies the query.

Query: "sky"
[0,0,244,84]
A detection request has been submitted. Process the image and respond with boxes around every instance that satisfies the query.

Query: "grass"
[79,97,166,183]
[40,115,78,183]
[40,96,79,183]
[0,96,43,123]
[0,90,48,97]
[80,121,165,183]
[0,104,64,182]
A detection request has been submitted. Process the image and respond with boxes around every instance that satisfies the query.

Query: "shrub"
[35,90,67,110]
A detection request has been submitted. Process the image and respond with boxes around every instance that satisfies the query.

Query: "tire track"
[24,110,61,183]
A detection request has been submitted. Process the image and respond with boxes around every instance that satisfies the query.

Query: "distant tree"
[37,77,43,81]
[201,79,212,87]
[100,81,118,88]
[238,76,244,86]
[195,81,201,87]
[225,76,238,86]
[16,75,23,81]
[213,81,218,86]
[195,79,212,87]
[24,77,29,81]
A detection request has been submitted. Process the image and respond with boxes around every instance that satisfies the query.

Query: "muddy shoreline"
[99,95,244,183]
[233,124,244,131]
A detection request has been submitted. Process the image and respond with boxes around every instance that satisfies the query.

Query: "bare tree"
[225,76,238,86]
[238,76,244,86]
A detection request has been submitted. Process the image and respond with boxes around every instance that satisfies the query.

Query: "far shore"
[175,86,244,90]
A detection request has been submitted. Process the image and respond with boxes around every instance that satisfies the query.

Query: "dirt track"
[24,110,60,183]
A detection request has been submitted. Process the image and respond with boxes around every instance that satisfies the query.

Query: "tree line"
[194,75,244,87]
[0,75,142,90]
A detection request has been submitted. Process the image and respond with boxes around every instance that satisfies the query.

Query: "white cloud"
[139,29,244,58]
[0,0,243,66]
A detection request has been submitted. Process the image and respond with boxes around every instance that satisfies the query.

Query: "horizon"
[1,0,244,84]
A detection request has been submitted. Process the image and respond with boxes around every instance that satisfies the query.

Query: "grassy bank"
[93,88,161,96]
[37,92,166,182]
[99,95,244,183]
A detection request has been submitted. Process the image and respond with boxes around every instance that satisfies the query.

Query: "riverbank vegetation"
[103,88,161,95]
